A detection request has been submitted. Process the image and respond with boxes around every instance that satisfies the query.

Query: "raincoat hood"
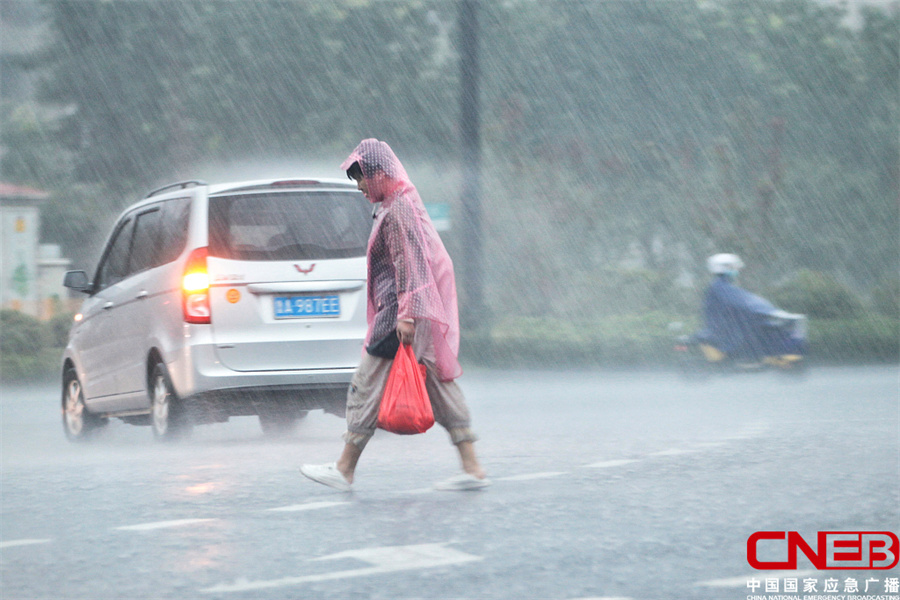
[340,138,410,204]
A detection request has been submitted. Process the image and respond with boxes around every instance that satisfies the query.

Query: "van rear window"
[208,191,370,261]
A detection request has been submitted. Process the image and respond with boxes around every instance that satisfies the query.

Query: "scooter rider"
[698,253,803,363]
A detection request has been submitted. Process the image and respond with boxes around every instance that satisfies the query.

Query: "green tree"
[476,0,897,290]
[3,0,897,318]
[28,0,459,194]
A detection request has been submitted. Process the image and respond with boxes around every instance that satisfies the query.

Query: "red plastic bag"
[377,344,434,435]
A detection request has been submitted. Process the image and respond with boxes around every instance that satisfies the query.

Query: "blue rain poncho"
[699,275,792,359]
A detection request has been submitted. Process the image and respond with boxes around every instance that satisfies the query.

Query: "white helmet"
[707,253,744,275]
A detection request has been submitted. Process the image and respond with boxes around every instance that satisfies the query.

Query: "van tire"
[150,363,192,441]
[62,367,107,441]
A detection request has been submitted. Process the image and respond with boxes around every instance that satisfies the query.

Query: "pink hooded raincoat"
[340,139,463,382]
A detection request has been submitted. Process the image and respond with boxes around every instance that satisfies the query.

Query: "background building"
[1,183,72,318]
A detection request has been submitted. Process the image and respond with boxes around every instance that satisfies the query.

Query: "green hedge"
[768,269,864,319]
[461,312,690,368]
[461,313,898,368]
[871,276,899,318]
[808,316,899,363]
[2,308,896,381]
[0,310,66,382]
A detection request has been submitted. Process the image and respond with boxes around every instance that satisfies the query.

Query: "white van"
[61,178,370,440]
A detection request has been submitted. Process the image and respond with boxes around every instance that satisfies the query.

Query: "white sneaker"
[299,463,352,492]
[434,473,492,491]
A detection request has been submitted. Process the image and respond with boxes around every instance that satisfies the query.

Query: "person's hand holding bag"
[377,343,433,435]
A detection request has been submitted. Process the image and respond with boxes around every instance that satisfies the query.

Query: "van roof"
[120,177,359,216]
[120,177,358,216]
[144,177,356,199]
[209,178,356,195]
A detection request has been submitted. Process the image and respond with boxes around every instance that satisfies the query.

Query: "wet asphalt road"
[1,365,898,600]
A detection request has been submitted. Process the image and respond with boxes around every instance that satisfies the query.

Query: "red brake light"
[183,247,210,324]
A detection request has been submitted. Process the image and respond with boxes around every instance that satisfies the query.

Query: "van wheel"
[62,368,107,441]
[150,363,192,440]
[258,411,306,437]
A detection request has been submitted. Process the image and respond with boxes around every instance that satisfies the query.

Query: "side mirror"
[63,270,92,294]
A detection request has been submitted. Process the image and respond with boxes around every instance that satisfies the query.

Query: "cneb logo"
[747,531,899,570]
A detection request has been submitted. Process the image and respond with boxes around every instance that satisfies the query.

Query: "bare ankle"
[463,462,486,480]
[456,441,485,479]
[336,442,363,484]
[335,462,354,484]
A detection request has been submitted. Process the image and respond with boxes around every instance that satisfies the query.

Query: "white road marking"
[266,501,350,512]
[567,597,633,600]
[647,448,696,457]
[115,518,217,531]
[201,542,482,593]
[585,434,763,471]
[692,441,727,449]
[722,424,770,440]
[695,570,816,587]
[584,459,639,469]
[497,471,568,481]
[0,538,51,549]
[398,487,435,495]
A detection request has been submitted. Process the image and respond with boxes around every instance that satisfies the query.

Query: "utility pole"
[458,0,487,330]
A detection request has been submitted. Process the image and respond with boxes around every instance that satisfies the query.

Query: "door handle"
[136,290,149,300]
[103,302,114,310]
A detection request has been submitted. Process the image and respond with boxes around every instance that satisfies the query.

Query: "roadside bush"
[462,311,693,368]
[1,310,51,356]
[809,316,899,363]
[460,312,898,368]
[871,276,899,318]
[0,310,60,381]
[47,312,76,348]
[768,269,864,319]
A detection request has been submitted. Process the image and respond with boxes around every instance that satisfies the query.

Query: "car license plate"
[274,295,340,319]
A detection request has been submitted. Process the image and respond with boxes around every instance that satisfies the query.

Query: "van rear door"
[206,188,370,372]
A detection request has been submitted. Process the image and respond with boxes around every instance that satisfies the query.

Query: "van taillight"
[183,247,211,324]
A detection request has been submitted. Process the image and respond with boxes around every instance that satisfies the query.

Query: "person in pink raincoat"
[300,139,489,492]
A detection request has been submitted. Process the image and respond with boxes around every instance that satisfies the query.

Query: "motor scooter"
[672,311,808,380]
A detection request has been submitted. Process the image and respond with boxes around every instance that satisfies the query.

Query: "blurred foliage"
[0,310,60,381]
[2,301,894,380]
[808,315,899,363]
[0,309,52,355]
[475,0,897,288]
[767,269,864,318]
[463,311,688,368]
[1,0,897,318]
[14,0,458,192]
[46,311,76,348]
[871,276,900,317]
[38,182,131,271]
[460,312,898,368]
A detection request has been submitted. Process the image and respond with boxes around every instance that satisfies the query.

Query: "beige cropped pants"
[343,329,477,450]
